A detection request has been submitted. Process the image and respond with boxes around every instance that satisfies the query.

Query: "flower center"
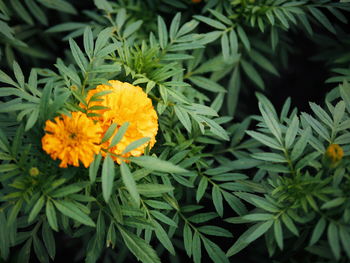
[69,132,77,139]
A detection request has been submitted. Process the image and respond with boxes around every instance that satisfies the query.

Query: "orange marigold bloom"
[42,111,103,168]
[84,80,158,162]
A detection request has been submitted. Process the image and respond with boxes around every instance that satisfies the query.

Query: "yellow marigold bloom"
[325,144,344,163]
[42,112,103,168]
[84,80,158,162]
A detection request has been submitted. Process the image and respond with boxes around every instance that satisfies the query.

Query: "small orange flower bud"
[325,144,344,165]
[192,0,202,3]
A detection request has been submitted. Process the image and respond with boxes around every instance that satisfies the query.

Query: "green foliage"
[0,0,349,263]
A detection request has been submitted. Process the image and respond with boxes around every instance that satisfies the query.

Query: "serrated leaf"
[130,156,188,174]
[102,155,115,203]
[54,200,95,227]
[123,20,143,39]
[69,38,88,73]
[120,162,140,206]
[118,226,161,263]
[237,26,250,51]
[122,137,150,154]
[212,186,223,217]
[202,237,230,263]
[28,196,45,223]
[309,217,326,246]
[46,200,58,231]
[328,222,340,260]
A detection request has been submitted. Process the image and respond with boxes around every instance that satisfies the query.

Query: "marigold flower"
[42,111,102,168]
[84,80,158,162]
[325,144,344,163]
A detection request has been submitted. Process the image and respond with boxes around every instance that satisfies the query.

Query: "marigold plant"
[0,1,349,263]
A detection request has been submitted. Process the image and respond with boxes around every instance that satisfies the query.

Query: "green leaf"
[339,226,350,259]
[285,115,299,148]
[89,154,102,183]
[301,113,330,141]
[83,27,94,60]
[188,212,218,224]
[309,102,333,128]
[69,38,88,73]
[183,224,192,257]
[196,176,208,202]
[123,20,143,39]
[50,183,87,198]
[222,192,247,216]
[241,213,274,222]
[202,237,229,263]
[36,0,76,14]
[247,131,282,150]
[153,220,175,255]
[150,211,177,227]
[241,60,264,89]
[130,156,188,174]
[189,76,226,93]
[13,61,25,89]
[102,155,115,203]
[11,0,33,25]
[25,0,48,25]
[54,200,95,227]
[309,217,326,246]
[321,197,345,210]
[120,162,140,206]
[227,221,273,256]
[327,222,340,260]
[177,20,199,37]
[221,32,230,62]
[212,186,223,217]
[251,152,286,163]
[0,69,19,87]
[198,226,233,238]
[101,122,117,143]
[42,222,56,260]
[274,219,283,250]
[194,15,226,30]
[122,137,150,154]
[93,0,112,12]
[258,101,282,143]
[110,122,129,148]
[118,226,161,263]
[249,50,279,76]
[46,200,58,231]
[281,213,299,236]
[33,235,49,263]
[94,27,113,55]
[158,16,168,49]
[340,81,350,112]
[169,13,181,41]
[137,184,174,196]
[290,127,311,161]
[192,232,201,263]
[28,196,45,223]
[237,26,250,51]
[308,7,336,34]
[174,105,191,133]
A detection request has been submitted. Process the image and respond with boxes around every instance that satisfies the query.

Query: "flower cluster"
[42,80,158,168]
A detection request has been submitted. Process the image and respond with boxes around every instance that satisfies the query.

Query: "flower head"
[42,111,102,168]
[84,80,158,162]
[325,144,344,165]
